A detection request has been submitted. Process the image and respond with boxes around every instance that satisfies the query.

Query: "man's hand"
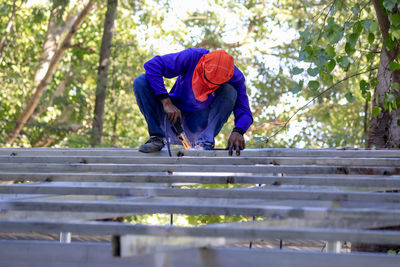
[161,98,182,125]
[228,131,245,156]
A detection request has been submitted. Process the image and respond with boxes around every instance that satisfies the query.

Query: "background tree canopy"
[1,0,399,148]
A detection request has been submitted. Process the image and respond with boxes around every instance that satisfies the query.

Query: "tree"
[275,0,399,148]
[0,0,20,64]
[3,0,385,149]
[91,0,118,147]
[368,0,400,148]
[5,0,94,144]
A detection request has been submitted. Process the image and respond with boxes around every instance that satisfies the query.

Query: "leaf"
[359,80,370,92]
[328,29,344,44]
[385,36,396,50]
[364,91,372,101]
[347,33,359,46]
[391,28,400,40]
[368,33,375,44]
[383,100,389,111]
[372,106,382,117]
[392,82,400,91]
[386,92,396,103]
[305,45,313,55]
[327,17,335,26]
[353,21,363,34]
[321,72,333,86]
[389,61,400,72]
[398,119,400,127]
[326,59,336,72]
[370,21,378,32]
[338,56,350,69]
[335,1,343,10]
[291,67,304,75]
[308,80,320,91]
[392,14,400,27]
[351,4,360,16]
[362,19,373,32]
[316,52,328,67]
[366,52,374,61]
[345,92,355,103]
[307,67,319,77]
[299,50,310,61]
[345,42,355,56]
[300,29,312,45]
[292,80,304,94]
[371,77,379,88]
[326,45,335,57]
[383,0,397,11]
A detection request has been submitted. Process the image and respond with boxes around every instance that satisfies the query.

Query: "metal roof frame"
[0,147,399,266]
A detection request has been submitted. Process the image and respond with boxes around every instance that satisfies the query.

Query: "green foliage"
[7,0,400,226]
[272,0,400,147]
[387,249,400,255]
[2,0,398,150]
[382,0,398,11]
[373,106,382,117]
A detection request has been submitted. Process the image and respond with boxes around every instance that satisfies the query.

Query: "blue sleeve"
[228,67,253,133]
[143,48,208,96]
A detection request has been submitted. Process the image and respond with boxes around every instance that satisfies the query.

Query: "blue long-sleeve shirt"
[143,48,253,133]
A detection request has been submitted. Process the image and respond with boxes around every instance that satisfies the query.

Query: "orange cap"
[203,50,234,85]
[192,50,235,102]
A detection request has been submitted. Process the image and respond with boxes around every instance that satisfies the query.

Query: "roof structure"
[0,147,400,266]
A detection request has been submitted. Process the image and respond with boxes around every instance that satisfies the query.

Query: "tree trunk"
[366,47,392,147]
[367,1,400,148]
[91,0,118,147]
[6,0,94,145]
[32,0,80,87]
[355,0,400,254]
[34,65,74,118]
[33,0,69,87]
[387,68,400,147]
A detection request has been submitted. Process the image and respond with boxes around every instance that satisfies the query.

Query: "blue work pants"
[133,74,237,145]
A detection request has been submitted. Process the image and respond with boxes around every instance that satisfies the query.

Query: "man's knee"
[133,74,148,95]
[218,83,237,103]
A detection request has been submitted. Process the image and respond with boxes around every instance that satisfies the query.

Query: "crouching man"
[133,48,253,156]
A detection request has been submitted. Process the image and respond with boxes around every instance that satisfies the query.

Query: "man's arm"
[144,48,209,123]
[161,97,181,125]
[227,67,253,156]
[144,48,208,99]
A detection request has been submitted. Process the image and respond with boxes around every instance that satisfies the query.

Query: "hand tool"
[171,119,191,150]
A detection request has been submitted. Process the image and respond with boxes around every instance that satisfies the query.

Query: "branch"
[263,67,378,143]
[371,0,399,59]
[67,42,96,52]
[6,0,94,144]
[183,16,208,21]
[372,0,391,40]
[316,0,336,41]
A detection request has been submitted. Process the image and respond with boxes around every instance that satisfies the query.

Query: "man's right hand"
[161,98,182,125]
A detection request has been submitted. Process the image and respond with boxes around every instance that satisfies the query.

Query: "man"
[133,48,253,156]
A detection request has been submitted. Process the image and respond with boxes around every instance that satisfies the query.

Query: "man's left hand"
[228,131,245,156]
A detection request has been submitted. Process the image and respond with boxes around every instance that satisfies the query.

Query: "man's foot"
[194,141,214,150]
[139,136,164,153]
